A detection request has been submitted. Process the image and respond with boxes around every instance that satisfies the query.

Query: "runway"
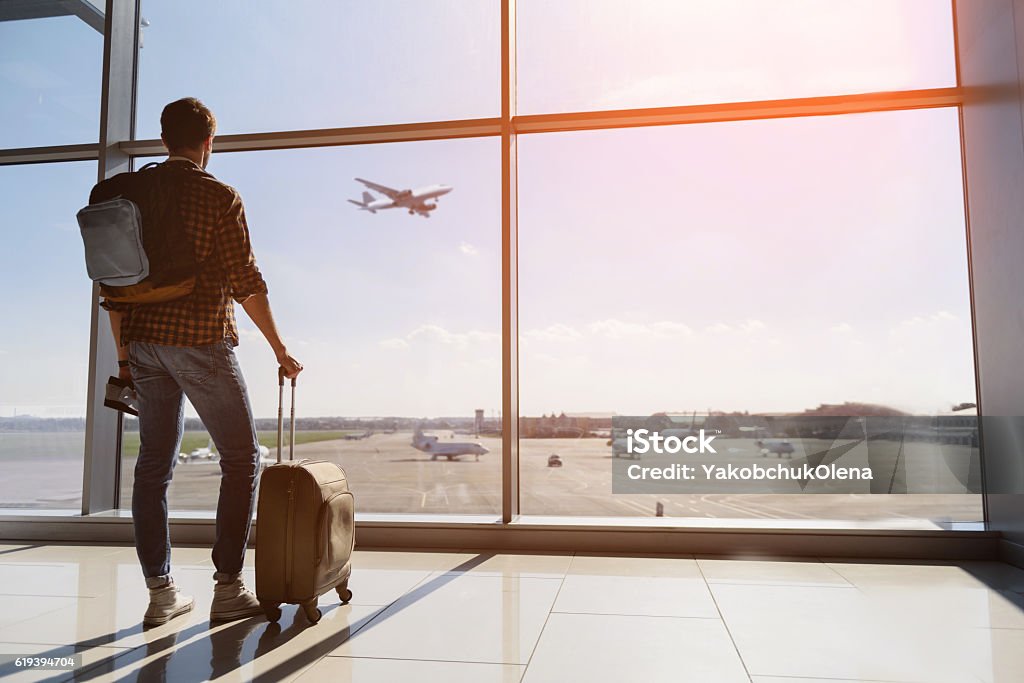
[118,431,983,525]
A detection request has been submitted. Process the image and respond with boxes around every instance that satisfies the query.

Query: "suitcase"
[255,369,355,624]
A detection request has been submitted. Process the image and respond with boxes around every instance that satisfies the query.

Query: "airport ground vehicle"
[756,439,796,458]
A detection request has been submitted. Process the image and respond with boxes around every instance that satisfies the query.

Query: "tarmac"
[113,431,983,526]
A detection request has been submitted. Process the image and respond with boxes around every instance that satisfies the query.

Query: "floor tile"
[101,545,216,569]
[956,561,1024,592]
[0,545,125,563]
[697,556,851,587]
[0,554,207,600]
[0,546,214,601]
[856,586,1024,630]
[751,678,905,683]
[0,563,100,598]
[330,573,561,664]
[568,553,701,578]
[315,567,432,607]
[51,604,380,683]
[522,612,748,683]
[439,551,572,578]
[971,627,1024,683]
[824,558,993,590]
[553,574,718,618]
[300,657,525,682]
[0,566,250,649]
[712,582,993,682]
[0,643,131,683]
[0,595,80,630]
[250,548,472,573]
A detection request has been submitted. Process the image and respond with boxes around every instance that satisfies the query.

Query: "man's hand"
[118,365,133,383]
[277,348,303,379]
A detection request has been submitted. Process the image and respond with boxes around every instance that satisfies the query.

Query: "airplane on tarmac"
[348,178,453,218]
[412,427,489,461]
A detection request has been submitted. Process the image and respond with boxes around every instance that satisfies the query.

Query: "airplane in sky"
[348,178,453,218]
[412,427,489,461]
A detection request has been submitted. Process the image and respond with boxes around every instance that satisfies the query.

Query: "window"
[135,0,500,138]
[517,107,981,523]
[517,0,956,114]
[0,7,105,147]
[0,162,96,510]
[4,1,981,531]
[119,139,503,515]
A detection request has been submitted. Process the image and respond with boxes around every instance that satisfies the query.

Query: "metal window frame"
[81,0,140,515]
[0,0,987,545]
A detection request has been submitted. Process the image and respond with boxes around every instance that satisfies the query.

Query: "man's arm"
[240,294,302,378]
[106,308,131,382]
[215,190,302,378]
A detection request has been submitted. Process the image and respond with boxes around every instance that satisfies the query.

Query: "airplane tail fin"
[347,192,377,213]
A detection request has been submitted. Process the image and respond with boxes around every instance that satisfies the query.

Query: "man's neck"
[166,151,204,167]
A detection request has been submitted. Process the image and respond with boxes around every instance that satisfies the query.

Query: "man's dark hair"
[160,97,216,151]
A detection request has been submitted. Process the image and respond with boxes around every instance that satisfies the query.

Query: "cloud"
[704,319,765,335]
[237,328,263,342]
[588,319,693,340]
[830,322,854,334]
[380,324,499,350]
[459,242,479,256]
[894,311,959,330]
[524,324,583,343]
[705,322,733,335]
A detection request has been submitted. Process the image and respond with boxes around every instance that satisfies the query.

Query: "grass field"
[121,430,351,456]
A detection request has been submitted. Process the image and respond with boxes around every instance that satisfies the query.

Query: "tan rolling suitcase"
[255,370,355,624]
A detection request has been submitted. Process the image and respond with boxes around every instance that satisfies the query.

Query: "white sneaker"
[210,573,264,622]
[143,578,194,627]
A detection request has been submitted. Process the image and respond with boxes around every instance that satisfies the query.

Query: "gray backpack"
[77,196,149,287]
[77,161,199,304]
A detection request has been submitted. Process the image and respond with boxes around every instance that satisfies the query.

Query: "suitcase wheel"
[302,601,322,624]
[337,585,353,604]
[261,602,282,623]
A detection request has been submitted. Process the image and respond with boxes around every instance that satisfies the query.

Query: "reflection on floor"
[0,544,1022,682]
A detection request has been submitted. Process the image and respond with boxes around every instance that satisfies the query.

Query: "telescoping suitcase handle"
[277,368,297,463]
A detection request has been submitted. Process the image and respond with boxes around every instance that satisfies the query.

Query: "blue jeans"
[129,340,260,581]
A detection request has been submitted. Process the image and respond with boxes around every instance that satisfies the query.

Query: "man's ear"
[205,135,214,151]
[160,135,169,152]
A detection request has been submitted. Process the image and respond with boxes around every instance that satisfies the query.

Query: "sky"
[0,1,973,420]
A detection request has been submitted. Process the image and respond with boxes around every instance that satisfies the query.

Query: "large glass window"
[119,138,502,514]
[1,1,981,530]
[517,0,956,114]
[0,6,105,148]
[135,0,500,138]
[517,107,981,524]
[0,162,96,510]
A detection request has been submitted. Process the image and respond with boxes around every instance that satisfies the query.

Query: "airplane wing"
[355,178,401,200]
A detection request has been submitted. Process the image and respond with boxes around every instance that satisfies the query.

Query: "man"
[103,97,302,626]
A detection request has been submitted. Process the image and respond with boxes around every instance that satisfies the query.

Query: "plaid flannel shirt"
[101,158,268,347]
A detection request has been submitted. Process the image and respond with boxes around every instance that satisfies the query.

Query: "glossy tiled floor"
[0,544,1022,682]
